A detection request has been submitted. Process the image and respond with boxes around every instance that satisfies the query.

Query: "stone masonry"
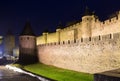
[37,10,120,73]
[37,33,120,73]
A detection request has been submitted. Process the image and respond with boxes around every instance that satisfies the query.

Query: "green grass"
[23,63,93,81]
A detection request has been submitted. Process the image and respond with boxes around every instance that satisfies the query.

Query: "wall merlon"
[92,36,101,42]
[118,11,120,14]
[60,41,64,45]
[54,42,59,45]
[100,17,119,27]
[82,37,90,42]
[102,34,112,41]
[76,22,81,26]
[113,32,120,39]
[56,28,61,32]
[75,39,79,43]
[37,32,120,47]
[42,32,48,35]
[100,22,104,25]
[110,17,118,22]
[104,20,110,25]
[95,18,99,22]
[66,40,76,44]
[117,11,120,17]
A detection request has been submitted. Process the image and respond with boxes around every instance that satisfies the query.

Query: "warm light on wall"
[37,11,120,45]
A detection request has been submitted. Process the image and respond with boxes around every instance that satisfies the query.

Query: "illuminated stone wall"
[37,11,120,73]
[37,33,120,73]
[60,30,75,42]
[47,32,59,43]
[92,16,120,36]
[37,11,120,44]
[19,36,36,54]
[37,35,45,45]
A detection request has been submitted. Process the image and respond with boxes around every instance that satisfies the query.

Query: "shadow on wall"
[18,53,38,65]
[94,68,120,81]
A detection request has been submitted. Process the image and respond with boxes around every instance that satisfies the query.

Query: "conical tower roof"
[20,21,35,36]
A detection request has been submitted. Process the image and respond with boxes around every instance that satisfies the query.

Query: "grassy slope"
[24,63,93,81]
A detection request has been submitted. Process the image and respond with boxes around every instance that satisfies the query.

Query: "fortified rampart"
[37,33,120,73]
[37,11,120,45]
[37,10,120,73]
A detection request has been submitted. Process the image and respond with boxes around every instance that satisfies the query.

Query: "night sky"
[0,0,120,36]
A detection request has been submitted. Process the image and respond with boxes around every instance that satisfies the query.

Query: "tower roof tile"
[20,21,35,36]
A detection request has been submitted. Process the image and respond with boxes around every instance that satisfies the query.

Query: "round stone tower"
[19,21,37,64]
[81,7,95,38]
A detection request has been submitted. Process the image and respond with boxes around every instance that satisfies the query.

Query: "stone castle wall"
[37,11,120,45]
[37,33,120,73]
[37,11,120,73]
[92,16,120,36]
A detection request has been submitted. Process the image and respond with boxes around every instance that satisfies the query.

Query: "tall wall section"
[37,11,120,73]
[92,16,120,36]
[36,22,83,45]
[37,11,120,44]
[37,33,120,73]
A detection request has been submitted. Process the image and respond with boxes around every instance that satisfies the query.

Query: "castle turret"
[19,21,37,64]
[81,7,95,38]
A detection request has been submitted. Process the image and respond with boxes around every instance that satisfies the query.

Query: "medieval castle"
[19,8,120,73]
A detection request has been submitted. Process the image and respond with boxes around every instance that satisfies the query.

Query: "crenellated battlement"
[58,10,120,32]
[37,33,120,73]
[37,32,120,73]
[60,22,81,32]
[102,16,118,26]
[37,11,120,44]
[38,32,120,47]
[37,10,120,73]
[100,11,120,27]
